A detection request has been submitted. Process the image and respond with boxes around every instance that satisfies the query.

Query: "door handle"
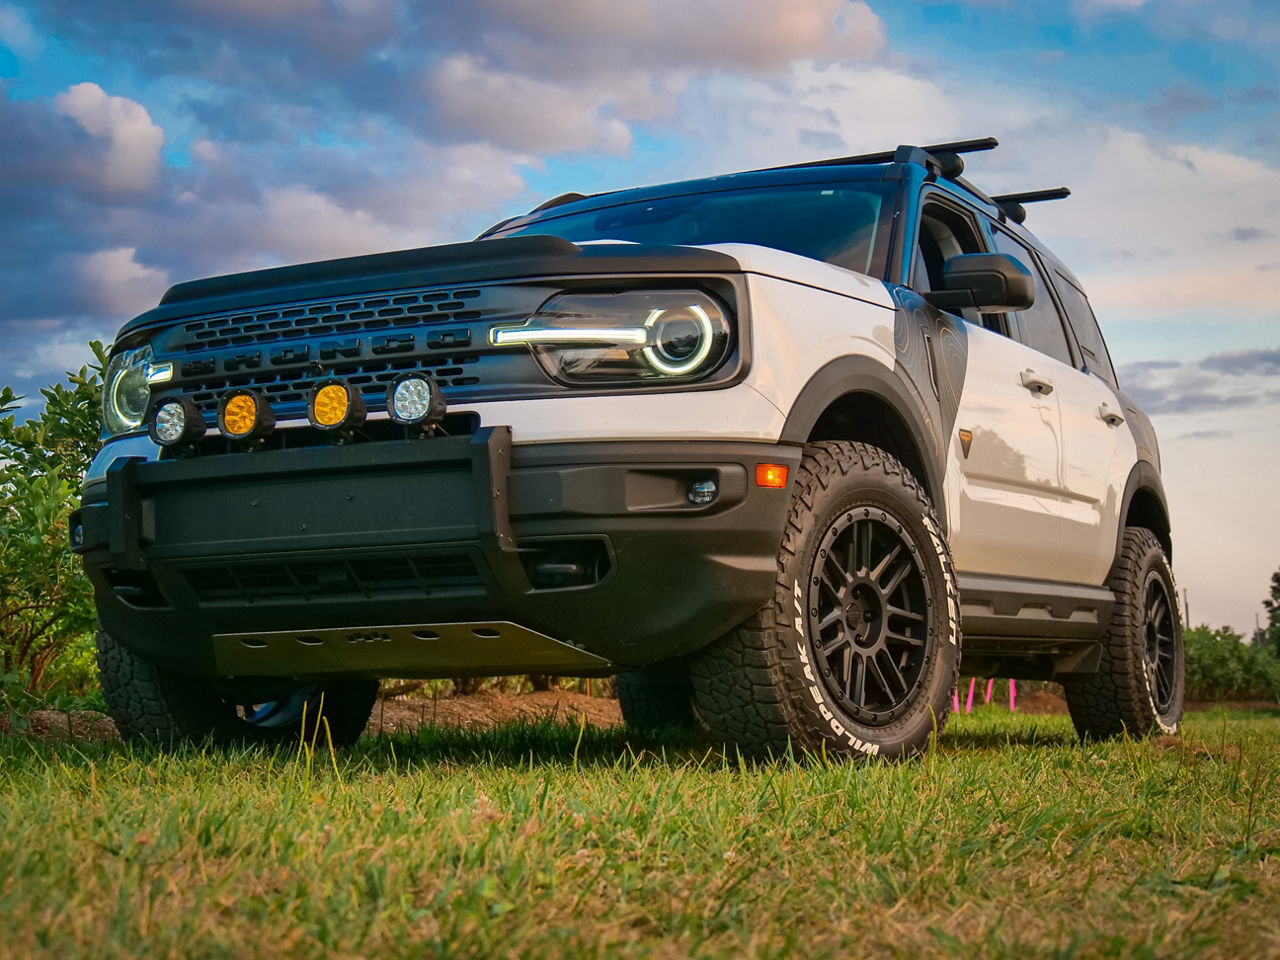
[1019,369,1054,395]
[1098,402,1125,427]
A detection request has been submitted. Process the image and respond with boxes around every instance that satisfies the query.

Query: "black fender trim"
[1110,459,1172,576]
[779,354,947,528]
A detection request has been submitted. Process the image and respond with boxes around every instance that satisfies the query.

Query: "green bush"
[1183,623,1280,702]
[0,345,104,696]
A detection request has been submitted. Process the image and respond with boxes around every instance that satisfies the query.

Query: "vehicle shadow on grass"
[349,715,1081,770]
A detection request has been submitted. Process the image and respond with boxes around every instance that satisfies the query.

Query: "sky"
[0,0,1277,634]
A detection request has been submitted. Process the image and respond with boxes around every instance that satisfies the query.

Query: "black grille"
[146,281,556,422]
[182,353,482,419]
[184,554,483,606]
[176,288,487,351]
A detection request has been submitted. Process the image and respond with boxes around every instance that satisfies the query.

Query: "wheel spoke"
[1148,593,1167,629]
[850,656,866,709]
[882,651,909,697]
[886,604,924,624]
[816,607,844,631]
[869,542,903,584]
[884,629,924,649]
[818,564,846,602]
[881,558,915,597]
[855,520,873,577]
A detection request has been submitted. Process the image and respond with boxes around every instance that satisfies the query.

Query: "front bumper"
[73,430,800,679]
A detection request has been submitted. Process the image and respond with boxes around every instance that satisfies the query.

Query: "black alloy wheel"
[810,510,929,724]
[1142,572,1178,715]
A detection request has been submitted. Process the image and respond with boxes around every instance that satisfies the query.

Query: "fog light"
[387,373,445,427]
[308,380,366,431]
[755,463,789,488]
[148,395,206,447]
[218,389,274,440]
[688,479,718,505]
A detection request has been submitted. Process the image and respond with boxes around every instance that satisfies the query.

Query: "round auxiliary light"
[148,396,207,447]
[386,373,445,427]
[307,380,366,431]
[642,303,715,376]
[217,389,275,441]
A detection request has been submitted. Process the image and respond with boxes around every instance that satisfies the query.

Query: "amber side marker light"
[218,389,275,441]
[308,380,366,431]
[756,463,789,488]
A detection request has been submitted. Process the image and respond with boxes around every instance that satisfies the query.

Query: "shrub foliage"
[0,345,105,693]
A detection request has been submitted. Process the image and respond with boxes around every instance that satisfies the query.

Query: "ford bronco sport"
[73,137,1183,757]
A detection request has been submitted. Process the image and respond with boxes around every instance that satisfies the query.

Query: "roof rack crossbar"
[990,188,1072,205]
[991,187,1071,224]
[775,136,1000,173]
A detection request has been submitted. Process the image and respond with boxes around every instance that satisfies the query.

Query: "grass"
[1,707,1279,959]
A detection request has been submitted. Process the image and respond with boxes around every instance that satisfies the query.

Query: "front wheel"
[1064,527,1184,739]
[96,628,377,748]
[687,441,961,759]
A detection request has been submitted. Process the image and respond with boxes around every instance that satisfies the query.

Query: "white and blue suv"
[73,137,1183,756]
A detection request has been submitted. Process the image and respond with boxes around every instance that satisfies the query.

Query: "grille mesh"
[177,288,486,352]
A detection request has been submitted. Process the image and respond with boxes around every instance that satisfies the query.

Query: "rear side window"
[1053,272,1118,388]
[989,228,1074,367]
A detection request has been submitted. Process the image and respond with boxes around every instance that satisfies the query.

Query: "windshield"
[491,181,895,277]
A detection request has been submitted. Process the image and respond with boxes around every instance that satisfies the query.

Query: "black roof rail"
[530,191,591,213]
[990,187,1071,224]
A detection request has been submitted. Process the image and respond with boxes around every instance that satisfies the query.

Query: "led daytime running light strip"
[490,325,648,346]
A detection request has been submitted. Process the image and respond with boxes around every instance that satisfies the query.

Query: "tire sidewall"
[1127,540,1184,734]
[774,459,960,759]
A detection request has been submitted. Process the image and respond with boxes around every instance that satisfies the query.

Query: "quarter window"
[1053,272,1118,388]
[989,228,1074,366]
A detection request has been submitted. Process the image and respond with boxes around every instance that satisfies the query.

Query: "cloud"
[0,3,42,56]
[78,247,171,316]
[53,83,165,197]
[1118,347,1280,415]
[426,55,635,154]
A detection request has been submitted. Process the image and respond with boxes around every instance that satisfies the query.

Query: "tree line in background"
[2,349,1280,717]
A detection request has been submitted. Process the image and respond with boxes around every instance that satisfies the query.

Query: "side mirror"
[922,253,1035,312]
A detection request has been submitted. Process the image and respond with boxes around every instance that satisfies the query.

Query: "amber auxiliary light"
[755,463,789,488]
[308,380,367,431]
[217,389,275,440]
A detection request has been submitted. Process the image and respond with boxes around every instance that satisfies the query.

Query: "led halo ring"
[642,303,715,376]
[147,395,207,447]
[307,379,367,432]
[217,389,275,441]
[386,373,446,428]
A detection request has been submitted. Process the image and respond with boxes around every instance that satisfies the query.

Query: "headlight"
[103,345,172,437]
[489,290,731,384]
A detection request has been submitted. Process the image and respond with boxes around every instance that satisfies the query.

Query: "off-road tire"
[615,667,697,732]
[1063,527,1184,740]
[687,441,961,759]
[96,628,377,747]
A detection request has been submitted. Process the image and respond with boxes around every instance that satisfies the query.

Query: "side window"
[989,228,1074,366]
[914,199,994,330]
[1053,271,1118,388]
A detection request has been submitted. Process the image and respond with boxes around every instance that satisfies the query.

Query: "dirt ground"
[13,689,623,744]
[9,690,1275,744]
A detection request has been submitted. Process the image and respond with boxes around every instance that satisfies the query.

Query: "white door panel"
[946,324,1065,580]
[1055,371,1136,585]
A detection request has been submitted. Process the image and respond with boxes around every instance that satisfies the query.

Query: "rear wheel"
[1064,527,1184,739]
[615,666,697,732]
[687,441,960,760]
[96,628,377,747]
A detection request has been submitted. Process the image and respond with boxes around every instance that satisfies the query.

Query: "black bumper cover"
[73,430,800,678]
